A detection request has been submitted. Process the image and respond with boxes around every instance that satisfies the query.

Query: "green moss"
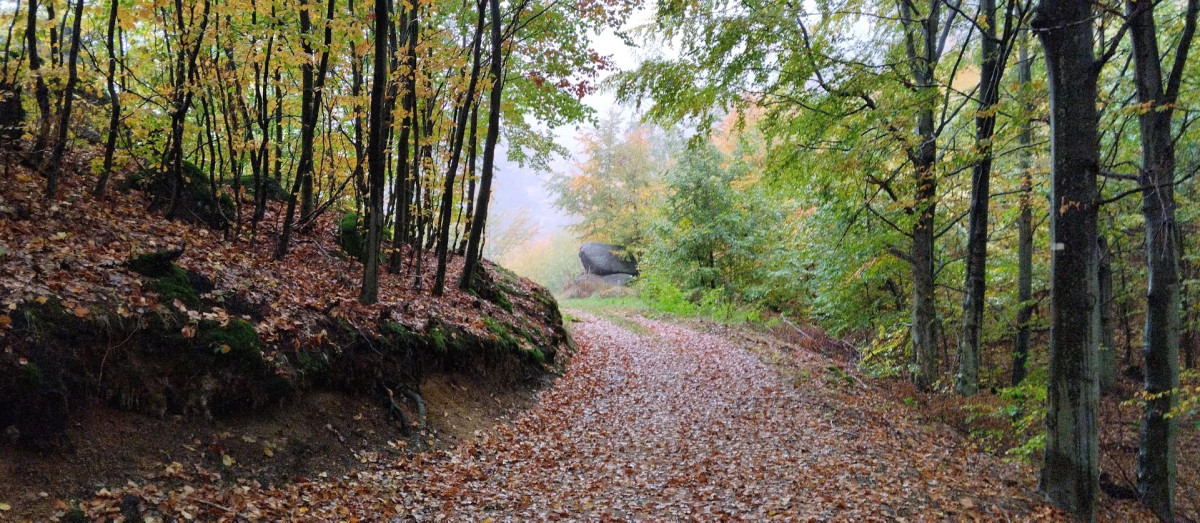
[18,361,43,387]
[151,265,201,308]
[495,291,513,313]
[523,347,546,364]
[197,318,262,357]
[235,175,289,202]
[428,325,452,353]
[338,213,366,261]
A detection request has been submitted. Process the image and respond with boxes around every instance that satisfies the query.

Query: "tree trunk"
[163,0,211,219]
[902,0,942,391]
[25,0,51,170]
[1033,0,1102,516]
[276,0,334,259]
[43,0,82,198]
[956,0,1005,395]
[432,0,485,296]
[94,0,121,197]
[458,0,503,291]
[1128,0,1195,516]
[359,0,390,305]
[1097,236,1116,390]
[457,102,480,253]
[388,5,419,274]
[1012,40,1034,387]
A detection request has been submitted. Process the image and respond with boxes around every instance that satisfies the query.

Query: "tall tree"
[458,0,503,291]
[956,0,1021,395]
[1032,0,1102,516]
[898,0,955,390]
[93,0,121,197]
[433,0,485,296]
[1011,39,1035,386]
[276,0,335,259]
[25,0,51,169]
[42,0,82,197]
[359,0,391,304]
[163,0,212,217]
[1128,0,1198,517]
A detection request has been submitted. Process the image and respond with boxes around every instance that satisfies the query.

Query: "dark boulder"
[579,242,638,276]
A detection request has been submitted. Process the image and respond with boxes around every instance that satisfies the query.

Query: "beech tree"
[1032,0,1102,515]
[1126,0,1197,517]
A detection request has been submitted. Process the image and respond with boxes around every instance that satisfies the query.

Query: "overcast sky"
[489,8,658,240]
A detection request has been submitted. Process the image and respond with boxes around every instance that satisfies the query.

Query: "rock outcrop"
[579,242,638,276]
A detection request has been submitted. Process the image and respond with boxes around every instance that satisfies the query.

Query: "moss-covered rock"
[125,248,184,278]
[237,175,290,202]
[150,265,202,308]
[338,213,366,261]
[197,319,262,358]
[122,161,233,229]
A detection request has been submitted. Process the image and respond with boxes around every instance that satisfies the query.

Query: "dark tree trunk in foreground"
[1033,0,1101,516]
[1012,40,1034,387]
[359,0,389,305]
[458,0,503,291]
[1128,0,1196,517]
[94,0,121,197]
[43,0,82,197]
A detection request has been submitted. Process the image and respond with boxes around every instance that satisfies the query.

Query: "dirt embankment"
[0,151,570,518]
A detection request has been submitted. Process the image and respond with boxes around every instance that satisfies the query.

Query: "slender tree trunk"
[25,0,52,169]
[1033,0,1102,515]
[164,0,211,219]
[458,0,503,291]
[387,11,416,274]
[1097,235,1116,390]
[1012,40,1035,387]
[457,103,481,253]
[956,0,1008,395]
[94,0,121,197]
[1128,0,1195,517]
[359,0,389,305]
[43,0,81,198]
[273,66,283,182]
[432,0,485,296]
[277,0,334,258]
[900,0,942,391]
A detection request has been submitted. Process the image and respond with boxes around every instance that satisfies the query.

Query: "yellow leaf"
[263,446,274,457]
[0,502,10,511]
[219,344,231,354]
[35,296,49,305]
[222,454,235,467]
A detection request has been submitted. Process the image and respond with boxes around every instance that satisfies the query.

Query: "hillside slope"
[0,149,569,514]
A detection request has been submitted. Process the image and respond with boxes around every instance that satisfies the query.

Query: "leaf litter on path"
[78,312,1071,521]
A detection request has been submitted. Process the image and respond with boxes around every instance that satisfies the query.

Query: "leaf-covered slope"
[0,152,568,438]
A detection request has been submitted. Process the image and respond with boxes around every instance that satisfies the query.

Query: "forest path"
[417,310,1057,520]
[79,311,1061,520]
